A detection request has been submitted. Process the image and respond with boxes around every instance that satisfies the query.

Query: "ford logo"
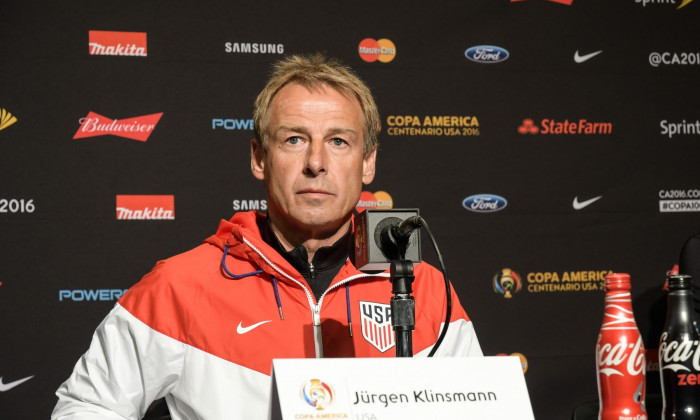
[462,194,508,213]
[465,45,509,63]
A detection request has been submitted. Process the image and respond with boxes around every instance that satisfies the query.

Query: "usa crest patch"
[359,301,395,353]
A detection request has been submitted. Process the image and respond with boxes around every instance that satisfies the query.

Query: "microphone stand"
[390,259,415,357]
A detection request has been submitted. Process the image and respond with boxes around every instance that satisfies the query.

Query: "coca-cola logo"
[597,335,646,377]
[659,331,700,372]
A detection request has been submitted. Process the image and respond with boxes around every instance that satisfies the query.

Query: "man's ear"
[361,147,377,185]
[251,140,265,181]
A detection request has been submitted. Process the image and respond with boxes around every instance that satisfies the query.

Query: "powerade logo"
[59,289,128,302]
[463,194,507,213]
[212,118,253,130]
[465,45,509,63]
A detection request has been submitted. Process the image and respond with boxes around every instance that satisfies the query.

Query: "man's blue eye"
[332,138,345,146]
[288,137,300,145]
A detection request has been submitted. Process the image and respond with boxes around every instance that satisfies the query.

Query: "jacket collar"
[256,215,352,278]
[205,211,362,285]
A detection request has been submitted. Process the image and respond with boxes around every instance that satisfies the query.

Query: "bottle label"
[659,332,700,372]
[598,335,646,376]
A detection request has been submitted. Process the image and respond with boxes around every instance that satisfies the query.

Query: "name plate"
[268,356,534,420]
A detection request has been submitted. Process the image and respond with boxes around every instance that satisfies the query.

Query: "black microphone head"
[375,216,404,261]
[354,209,422,271]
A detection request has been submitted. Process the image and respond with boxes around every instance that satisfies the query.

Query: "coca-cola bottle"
[659,274,700,419]
[597,273,648,420]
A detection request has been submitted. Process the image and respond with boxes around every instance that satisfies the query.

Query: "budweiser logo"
[74,112,163,141]
[659,332,700,372]
[89,30,147,56]
[598,335,646,377]
[116,195,174,220]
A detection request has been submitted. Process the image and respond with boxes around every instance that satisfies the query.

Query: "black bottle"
[659,275,700,419]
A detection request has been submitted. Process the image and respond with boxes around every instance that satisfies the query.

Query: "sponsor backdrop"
[1,0,699,418]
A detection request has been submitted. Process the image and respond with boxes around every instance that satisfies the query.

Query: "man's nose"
[304,140,326,175]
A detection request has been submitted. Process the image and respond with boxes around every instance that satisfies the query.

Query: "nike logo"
[0,375,34,392]
[574,50,603,63]
[573,195,602,210]
[236,320,271,334]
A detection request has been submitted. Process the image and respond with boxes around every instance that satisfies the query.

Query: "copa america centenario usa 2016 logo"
[300,379,334,410]
[493,268,522,298]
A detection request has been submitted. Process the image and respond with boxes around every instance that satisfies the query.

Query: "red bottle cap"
[604,273,631,291]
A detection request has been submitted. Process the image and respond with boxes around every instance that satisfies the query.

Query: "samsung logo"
[462,194,508,213]
[465,45,509,63]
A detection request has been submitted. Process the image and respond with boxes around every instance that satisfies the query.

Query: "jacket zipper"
[243,236,390,357]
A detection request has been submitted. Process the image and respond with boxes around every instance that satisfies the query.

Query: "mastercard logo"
[358,38,396,63]
[356,191,393,212]
[496,352,529,374]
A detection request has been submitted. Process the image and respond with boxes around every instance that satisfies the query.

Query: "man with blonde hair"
[52,53,481,420]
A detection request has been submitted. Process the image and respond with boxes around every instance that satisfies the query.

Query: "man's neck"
[268,214,351,262]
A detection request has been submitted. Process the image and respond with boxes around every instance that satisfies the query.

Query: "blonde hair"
[253,53,380,157]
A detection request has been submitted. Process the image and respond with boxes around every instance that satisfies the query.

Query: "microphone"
[355,209,422,271]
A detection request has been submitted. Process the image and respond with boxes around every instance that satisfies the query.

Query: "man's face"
[251,82,376,238]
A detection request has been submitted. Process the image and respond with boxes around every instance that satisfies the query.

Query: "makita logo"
[89,31,147,57]
[232,199,267,211]
[212,118,253,130]
[224,42,284,54]
[116,195,174,220]
[74,112,163,141]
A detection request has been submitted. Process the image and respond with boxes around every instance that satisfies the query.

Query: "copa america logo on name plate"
[300,379,335,410]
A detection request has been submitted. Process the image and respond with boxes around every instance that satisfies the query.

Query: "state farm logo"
[358,38,396,63]
[224,42,284,54]
[74,112,163,141]
[356,191,393,213]
[116,195,174,220]
[518,118,612,135]
[0,108,17,131]
[89,31,147,57]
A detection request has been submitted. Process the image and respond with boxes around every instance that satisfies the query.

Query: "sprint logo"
[0,109,17,131]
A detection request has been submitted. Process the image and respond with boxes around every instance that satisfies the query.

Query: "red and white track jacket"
[52,211,481,420]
